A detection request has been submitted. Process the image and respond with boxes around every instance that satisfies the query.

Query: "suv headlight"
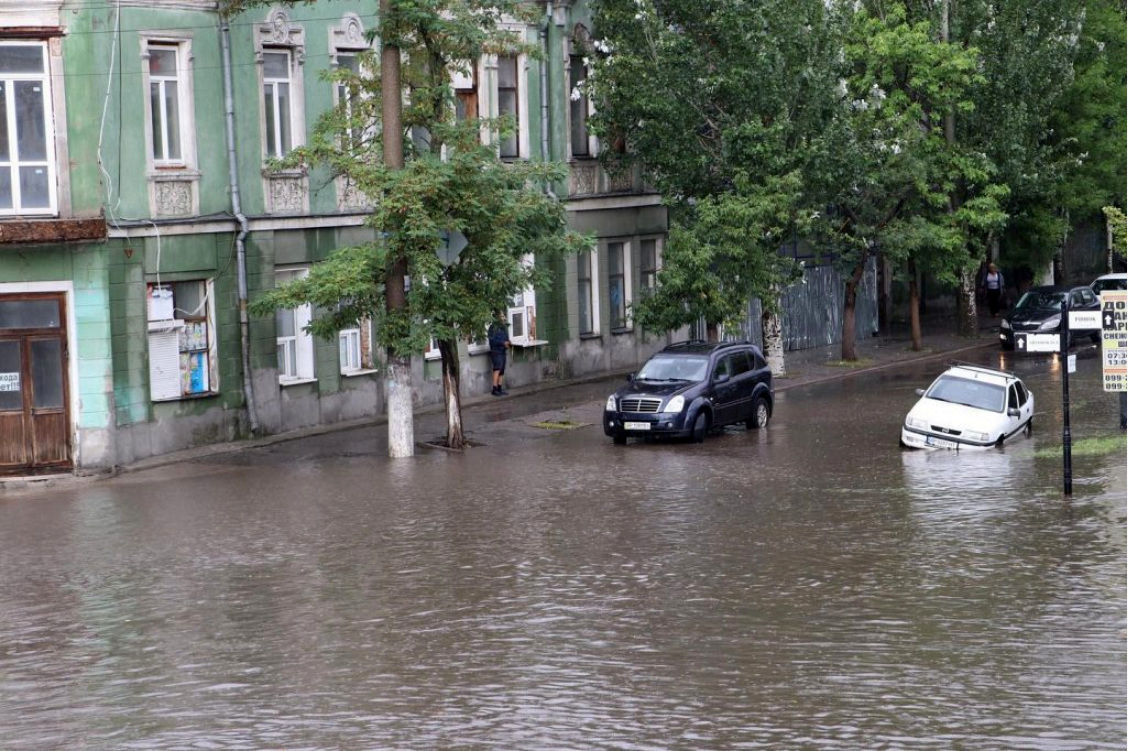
[605,395,617,411]
[1038,315,1061,331]
[663,395,685,413]
[906,416,928,430]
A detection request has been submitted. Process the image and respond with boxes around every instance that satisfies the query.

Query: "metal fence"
[709,258,878,352]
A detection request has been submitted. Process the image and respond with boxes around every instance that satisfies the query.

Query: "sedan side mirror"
[1007,407,1020,417]
[915,388,925,397]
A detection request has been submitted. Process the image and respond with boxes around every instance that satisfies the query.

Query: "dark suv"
[603,340,774,444]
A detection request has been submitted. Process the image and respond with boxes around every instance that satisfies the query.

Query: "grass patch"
[532,419,590,430]
[825,358,874,369]
[1034,433,1126,459]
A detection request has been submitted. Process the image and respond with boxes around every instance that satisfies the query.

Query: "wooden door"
[0,294,71,475]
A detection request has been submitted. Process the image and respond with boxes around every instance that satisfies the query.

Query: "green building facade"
[0,0,668,474]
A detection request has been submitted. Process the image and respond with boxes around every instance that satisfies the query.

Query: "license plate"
[925,435,956,449]
[623,421,651,431]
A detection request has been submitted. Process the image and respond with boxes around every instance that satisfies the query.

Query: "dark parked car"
[998,284,1100,350]
[603,340,773,444]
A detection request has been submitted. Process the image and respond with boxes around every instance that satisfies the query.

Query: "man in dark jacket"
[488,311,510,396]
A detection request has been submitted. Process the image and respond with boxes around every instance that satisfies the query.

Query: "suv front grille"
[620,397,663,413]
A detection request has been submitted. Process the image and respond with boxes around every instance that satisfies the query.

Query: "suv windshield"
[636,354,709,382]
[1014,290,1066,311]
[926,375,1005,412]
[1093,278,1126,294]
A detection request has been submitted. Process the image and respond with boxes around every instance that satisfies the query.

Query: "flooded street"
[1,348,1124,749]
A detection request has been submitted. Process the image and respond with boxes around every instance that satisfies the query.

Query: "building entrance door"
[0,294,71,475]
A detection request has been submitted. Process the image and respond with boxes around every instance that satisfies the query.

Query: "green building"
[0,0,668,475]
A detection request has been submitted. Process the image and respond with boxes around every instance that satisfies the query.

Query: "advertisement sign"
[0,372,19,391]
[1100,290,1127,392]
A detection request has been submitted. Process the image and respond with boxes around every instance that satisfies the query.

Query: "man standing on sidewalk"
[488,311,510,396]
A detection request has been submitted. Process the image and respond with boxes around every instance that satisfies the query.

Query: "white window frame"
[639,236,663,296]
[0,41,57,217]
[146,279,218,401]
[262,48,295,160]
[606,239,633,332]
[577,247,600,336]
[255,10,306,163]
[480,48,529,160]
[338,318,376,376]
[568,51,598,159]
[275,268,315,384]
[507,254,547,346]
[140,37,195,168]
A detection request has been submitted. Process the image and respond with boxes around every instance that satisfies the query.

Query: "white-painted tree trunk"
[958,268,978,336]
[762,305,785,376]
[385,356,414,458]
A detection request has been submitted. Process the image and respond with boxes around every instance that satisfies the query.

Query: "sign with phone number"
[1100,290,1127,392]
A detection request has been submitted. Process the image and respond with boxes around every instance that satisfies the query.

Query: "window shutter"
[148,328,182,400]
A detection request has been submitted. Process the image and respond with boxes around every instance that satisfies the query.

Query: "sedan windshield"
[925,375,1005,412]
[1014,290,1067,311]
[636,355,709,382]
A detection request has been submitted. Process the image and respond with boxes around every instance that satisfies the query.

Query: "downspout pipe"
[220,17,260,435]
[539,0,557,199]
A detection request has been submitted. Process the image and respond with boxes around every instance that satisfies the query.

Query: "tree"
[248,0,586,450]
[814,2,1007,357]
[588,0,838,362]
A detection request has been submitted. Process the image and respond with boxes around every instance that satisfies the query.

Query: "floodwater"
[1,348,1124,749]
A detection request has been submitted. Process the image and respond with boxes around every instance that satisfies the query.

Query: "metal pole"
[1060,299,1072,495]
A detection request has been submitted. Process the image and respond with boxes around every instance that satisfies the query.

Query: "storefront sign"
[1100,291,1127,392]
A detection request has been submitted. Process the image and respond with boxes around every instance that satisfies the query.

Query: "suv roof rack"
[664,339,750,351]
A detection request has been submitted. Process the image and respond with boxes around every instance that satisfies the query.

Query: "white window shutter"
[148,329,182,400]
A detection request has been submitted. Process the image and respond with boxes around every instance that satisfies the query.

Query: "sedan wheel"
[746,397,770,430]
[691,413,708,443]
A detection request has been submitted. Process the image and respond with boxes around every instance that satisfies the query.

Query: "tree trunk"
[385,357,414,458]
[840,255,867,361]
[381,0,413,458]
[761,298,785,376]
[956,267,978,337]
[908,260,922,351]
[438,339,464,449]
[705,321,720,343]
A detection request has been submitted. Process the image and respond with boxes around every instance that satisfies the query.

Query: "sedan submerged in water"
[901,364,1034,450]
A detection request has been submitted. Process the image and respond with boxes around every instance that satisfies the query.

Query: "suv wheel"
[747,397,770,430]
[612,432,627,445]
[691,412,708,443]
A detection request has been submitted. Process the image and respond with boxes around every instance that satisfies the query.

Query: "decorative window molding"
[329,13,374,211]
[140,34,198,218]
[255,9,308,214]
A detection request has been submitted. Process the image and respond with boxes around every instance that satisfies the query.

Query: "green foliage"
[247,0,586,360]
[1104,207,1127,258]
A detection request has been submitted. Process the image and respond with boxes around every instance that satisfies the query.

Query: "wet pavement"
[1,324,1125,749]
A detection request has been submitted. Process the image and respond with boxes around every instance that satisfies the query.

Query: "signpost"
[1060,300,1072,495]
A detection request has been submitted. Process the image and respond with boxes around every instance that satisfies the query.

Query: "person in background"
[488,311,511,396]
[982,262,1005,317]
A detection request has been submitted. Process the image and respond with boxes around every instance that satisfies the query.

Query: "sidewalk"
[1,313,999,494]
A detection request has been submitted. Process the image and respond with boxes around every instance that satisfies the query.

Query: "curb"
[2,336,999,493]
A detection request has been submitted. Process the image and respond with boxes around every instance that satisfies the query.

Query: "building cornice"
[565,194,665,213]
[107,213,370,238]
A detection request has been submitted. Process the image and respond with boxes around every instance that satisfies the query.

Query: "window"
[640,238,661,294]
[607,241,631,331]
[275,268,314,383]
[497,55,519,159]
[147,280,216,400]
[147,43,183,164]
[578,249,596,335]
[569,54,590,158]
[339,319,374,375]
[263,50,294,159]
[454,65,478,123]
[0,42,55,215]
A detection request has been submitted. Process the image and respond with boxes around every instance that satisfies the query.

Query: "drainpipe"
[539,0,557,199]
[220,17,260,435]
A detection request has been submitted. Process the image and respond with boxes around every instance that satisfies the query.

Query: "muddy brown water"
[1,348,1123,749]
